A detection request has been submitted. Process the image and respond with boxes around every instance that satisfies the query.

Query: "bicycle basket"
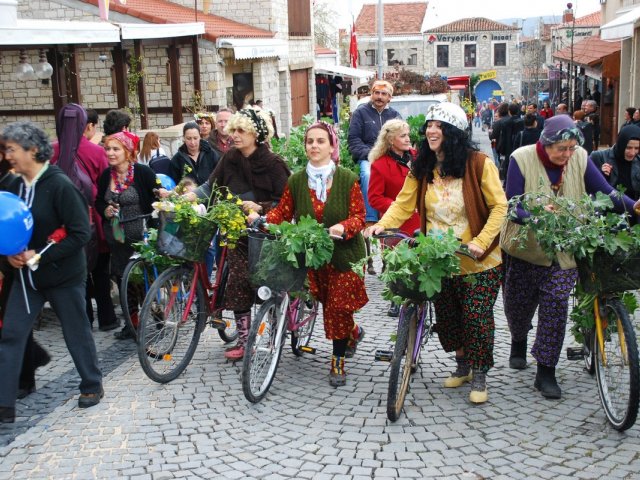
[156,211,215,262]
[247,231,307,291]
[389,274,431,303]
[576,248,640,294]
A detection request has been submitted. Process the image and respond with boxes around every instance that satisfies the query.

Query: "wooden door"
[290,69,309,127]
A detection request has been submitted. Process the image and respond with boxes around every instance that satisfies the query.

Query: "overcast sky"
[331,0,603,29]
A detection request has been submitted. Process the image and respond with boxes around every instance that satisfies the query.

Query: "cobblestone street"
[1,128,640,479]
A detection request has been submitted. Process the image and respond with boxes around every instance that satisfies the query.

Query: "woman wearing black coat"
[169,122,219,186]
[590,125,640,200]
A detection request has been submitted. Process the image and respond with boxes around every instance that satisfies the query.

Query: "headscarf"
[539,115,584,146]
[107,131,138,158]
[304,121,340,163]
[613,125,640,163]
[238,108,269,144]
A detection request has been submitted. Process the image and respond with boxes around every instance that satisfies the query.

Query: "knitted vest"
[416,151,498,262]
[288,166,366,272]
[500,144,587,269]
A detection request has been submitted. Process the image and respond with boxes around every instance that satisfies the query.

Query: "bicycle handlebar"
[372,230,477,261]
[247,216,346,241]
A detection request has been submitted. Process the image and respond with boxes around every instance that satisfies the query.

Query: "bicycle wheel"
[582,327,595,375]
[121,257,157,341]
[137,266,206,383]
[242,297,287,403]
[387,304,418,422]
[291,296,318,356]
[594,297,640,431]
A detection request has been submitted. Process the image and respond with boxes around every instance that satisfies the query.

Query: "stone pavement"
[1,126,640,479]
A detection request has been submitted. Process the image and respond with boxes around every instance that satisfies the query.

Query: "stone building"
[423,18,521,102]
[353,2,428,75]
[551,9,601,56]
[0,0,315,134]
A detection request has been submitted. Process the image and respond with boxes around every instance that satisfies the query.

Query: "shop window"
[387,48,418,66]
[436,45,449,68]
[464,44,476,68]
[363,49,377,66]
[493,43,507,67]
[288,0,311,36]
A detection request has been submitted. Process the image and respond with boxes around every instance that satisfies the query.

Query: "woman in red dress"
[368,119,420,316]
[540,101,554,120]
[248,122,368,387]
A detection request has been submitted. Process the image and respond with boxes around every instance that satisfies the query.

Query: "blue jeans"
[0,279,102,408]
[204,232,220,280]
[358,159,379,223]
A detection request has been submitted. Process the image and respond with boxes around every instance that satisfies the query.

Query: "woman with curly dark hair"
[368,103,507,404]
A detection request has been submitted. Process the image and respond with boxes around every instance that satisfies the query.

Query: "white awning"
[601,5,640,41]
[216,38,288,60]
[0,19,120,45]
[119,22,205,40]
[314,63,375,81]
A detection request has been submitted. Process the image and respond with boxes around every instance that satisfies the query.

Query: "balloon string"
[18,268,31,315]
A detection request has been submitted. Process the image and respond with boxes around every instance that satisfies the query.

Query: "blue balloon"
[0,191,34,255]
[156,174,176,191]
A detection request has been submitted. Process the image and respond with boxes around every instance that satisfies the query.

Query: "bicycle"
[119,216,162,341]
[136,214,237,383]
[567,249,640,431]
[372,230,476,422]
[241,225,345,403]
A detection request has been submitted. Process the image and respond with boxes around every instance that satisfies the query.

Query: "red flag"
[349,22,358,68]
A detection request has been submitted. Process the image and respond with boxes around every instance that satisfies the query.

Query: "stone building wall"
[356,36,423,75]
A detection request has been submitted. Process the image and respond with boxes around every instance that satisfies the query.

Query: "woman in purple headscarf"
[247,121,368,387]
[501,115,640,400]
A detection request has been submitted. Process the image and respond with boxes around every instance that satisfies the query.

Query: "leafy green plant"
[131,228,179,270]
[354,229,461,303]
[267,215,334,269]
[406,114,425,148]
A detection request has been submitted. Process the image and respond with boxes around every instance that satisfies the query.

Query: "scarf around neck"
[388,149,412,168]
[306,161,336,202]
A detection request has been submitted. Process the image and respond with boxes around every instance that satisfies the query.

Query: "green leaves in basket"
[377,229,461,303]
[267,215,334,269]
[509,189,640,261]
[131,228,180,270]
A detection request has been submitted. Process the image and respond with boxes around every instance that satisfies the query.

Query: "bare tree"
[314,0,338,49]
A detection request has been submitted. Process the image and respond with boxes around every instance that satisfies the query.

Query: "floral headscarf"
[539,115,584,146]
[304,121,340,163]
[238,108,270,144]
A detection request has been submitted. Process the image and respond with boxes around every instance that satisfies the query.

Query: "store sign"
[493,90,504,96]
[478,70,497,81]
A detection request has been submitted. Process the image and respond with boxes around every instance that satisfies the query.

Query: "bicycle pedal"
[375,349,393,362]
[299,345,316,354]
[566,347,585,361]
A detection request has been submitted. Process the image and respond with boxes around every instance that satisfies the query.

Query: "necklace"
[111,163,134,193]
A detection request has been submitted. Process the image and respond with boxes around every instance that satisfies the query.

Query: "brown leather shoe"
[78,389,104,409]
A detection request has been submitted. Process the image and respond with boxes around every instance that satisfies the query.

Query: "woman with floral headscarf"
[191,109,290,360]
[247,121,368,387]
[96,131,158,339]
[501,115,640,399]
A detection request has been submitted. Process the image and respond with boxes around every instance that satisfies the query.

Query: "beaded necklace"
[111,163,134,193]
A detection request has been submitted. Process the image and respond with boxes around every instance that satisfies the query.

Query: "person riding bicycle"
[189,108,290,361]
[248,121,368,387]
[501,114,640,400]
[367,102,507,404]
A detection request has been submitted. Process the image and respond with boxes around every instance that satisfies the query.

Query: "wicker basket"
[248,231,307,292]
[576,248,640,294]
[389,274,431,303]
[156,211,215,262]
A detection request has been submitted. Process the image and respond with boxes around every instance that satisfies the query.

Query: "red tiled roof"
[355,2,428,35]
[426,17,518,33]
[79,0,274,41]
[315,46,336,55]
[553,35,621,66]
[562,10,601,27]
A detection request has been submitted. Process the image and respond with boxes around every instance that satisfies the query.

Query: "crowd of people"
[1,83,640,423]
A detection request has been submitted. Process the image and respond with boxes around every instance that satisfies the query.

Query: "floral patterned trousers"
[503,254,578,367]
[434,266,502,373]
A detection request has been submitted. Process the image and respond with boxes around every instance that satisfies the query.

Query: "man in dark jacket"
[348,80,401,226]
[526,102,545,129]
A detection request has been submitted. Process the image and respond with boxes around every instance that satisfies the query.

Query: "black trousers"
[86,252,118,328]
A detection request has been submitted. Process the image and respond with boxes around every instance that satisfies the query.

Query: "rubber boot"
[387,301,400,317]
[534,364,562,399]
[509,339,528,370]
[224,313,250,361]
[469,369,488,404]
[345,324,365,359]
[329,355,346,387]
[444,355,473,388]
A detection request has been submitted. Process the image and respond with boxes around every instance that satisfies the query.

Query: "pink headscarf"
[304,121,340,163]
[107,131,140,157]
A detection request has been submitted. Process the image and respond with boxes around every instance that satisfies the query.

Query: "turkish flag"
[349,23,358,68]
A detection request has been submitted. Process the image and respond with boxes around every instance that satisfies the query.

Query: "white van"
[354,93,449,119]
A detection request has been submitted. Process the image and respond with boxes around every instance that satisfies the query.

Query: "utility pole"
[566,2,576,112]
[377,0,384,79]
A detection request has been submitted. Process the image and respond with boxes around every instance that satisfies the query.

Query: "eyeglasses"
[553,145,579,153]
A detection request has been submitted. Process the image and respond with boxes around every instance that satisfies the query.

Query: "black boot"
[509,339,527,369]
[534,364,561,399]
[0,407,15,424]
[387,302,400,317]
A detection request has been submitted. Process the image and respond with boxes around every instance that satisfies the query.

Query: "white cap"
[424,102,468,132]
